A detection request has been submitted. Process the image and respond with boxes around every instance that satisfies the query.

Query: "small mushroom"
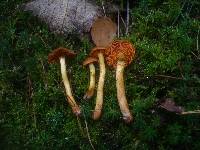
[83,57,98,100]
[90,17,117,120]
[48,47,81,116]
[89,47,106,120]
[105,40,136,123]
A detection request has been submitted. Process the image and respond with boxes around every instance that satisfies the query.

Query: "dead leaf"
[159,98,185,114]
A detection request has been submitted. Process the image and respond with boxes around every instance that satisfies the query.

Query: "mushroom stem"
[93,52,106,120]
[84,63,96,100]
[60,57,81,116]
[116,60,133,123]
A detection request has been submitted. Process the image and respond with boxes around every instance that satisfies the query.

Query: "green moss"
[0,0,200,149]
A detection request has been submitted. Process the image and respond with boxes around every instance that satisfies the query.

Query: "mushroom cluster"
[83,17,136,122]
[48,17,136,123]
[85,17,117,120]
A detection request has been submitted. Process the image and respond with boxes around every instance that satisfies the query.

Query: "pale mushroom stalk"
[83,63,96,99]
[116,60,133,123]
[83,57,98,100]
[93,52,106,120]
[60,57,81,116]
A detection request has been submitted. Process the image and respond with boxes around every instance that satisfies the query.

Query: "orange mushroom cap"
[105,40,136,68]
[91,17,117,47]
[83,57,98,66]
[48,47,76,63]
[89,47,106,58]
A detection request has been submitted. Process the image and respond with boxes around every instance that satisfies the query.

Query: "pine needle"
[82,108,96,150]
[181,110,200,115]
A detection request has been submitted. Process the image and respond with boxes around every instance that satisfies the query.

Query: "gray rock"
[23,0,103,35]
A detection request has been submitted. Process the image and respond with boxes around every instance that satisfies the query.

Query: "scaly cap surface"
[105,40,136,68]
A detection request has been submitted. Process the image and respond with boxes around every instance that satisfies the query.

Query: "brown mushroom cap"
[48,47,76,63]
[105,40,136,68]
[89,47,106,58]
[83,57,98,66]
[91,17,117,47]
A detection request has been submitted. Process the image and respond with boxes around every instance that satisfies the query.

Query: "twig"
[191,51,200,60]
[117,9,120,38]
[27,74,33,103]
[125,0,129,35]
[26,73,33,109]
[27,74,37,128]
[120,13,127,30]
[181,110,200,115]
[133,74,186,81]
[197,29,199,54]
[82,109,95,150]
[101,1,106,17]
[172,0,187,25]
[39,58,48,89]
[76,116,85,137]
[117,12,127,37]
[154,75,183,80]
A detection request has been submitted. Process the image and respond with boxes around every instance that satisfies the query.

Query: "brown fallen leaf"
[159,98,185,114]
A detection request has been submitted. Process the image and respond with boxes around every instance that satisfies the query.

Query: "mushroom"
[105,40,136,123]
[90,17,117,120]
[89,47,106,120]
[48,47,81,116]
[83,57,98,100]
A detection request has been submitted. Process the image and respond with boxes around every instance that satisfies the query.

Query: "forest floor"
[0,0,200,149]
